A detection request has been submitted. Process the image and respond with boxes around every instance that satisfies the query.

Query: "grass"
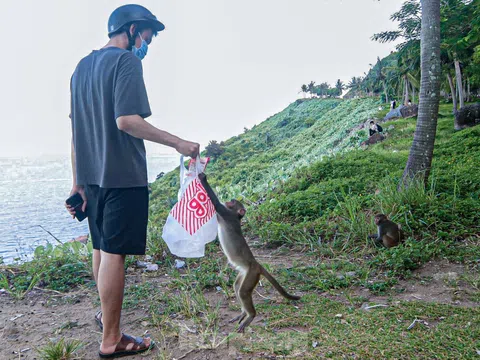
[2,97,479,358]
[231,295,480,359]
[37,338,83,360]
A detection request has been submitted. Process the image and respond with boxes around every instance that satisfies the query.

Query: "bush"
[205,140,225,159]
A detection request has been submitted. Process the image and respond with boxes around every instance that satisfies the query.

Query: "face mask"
[132,34,148,60]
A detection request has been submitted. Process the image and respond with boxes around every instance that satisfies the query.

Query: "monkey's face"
[226,199,246,219]
[374,214,387,225]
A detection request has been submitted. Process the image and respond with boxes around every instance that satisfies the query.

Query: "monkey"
[369,214,403,248]
[198,172,301,333]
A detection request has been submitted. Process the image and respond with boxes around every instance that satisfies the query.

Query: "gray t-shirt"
[70,47,151,188]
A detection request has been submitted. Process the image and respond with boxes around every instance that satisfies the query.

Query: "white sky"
[0,0,403,158]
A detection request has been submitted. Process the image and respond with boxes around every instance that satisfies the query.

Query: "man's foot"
[99,333,154,358]
[95,310,103,331]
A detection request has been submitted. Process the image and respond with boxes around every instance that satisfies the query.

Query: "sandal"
[98,333,154,358]
[95,310,103,331]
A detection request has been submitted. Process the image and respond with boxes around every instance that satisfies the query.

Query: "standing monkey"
[370,214,403,248]
[198,173,301,333]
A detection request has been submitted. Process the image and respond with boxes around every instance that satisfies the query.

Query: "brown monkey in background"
[369,214,403,248]
[198,172,301,333]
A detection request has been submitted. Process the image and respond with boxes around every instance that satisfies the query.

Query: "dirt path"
[1,255,478,360]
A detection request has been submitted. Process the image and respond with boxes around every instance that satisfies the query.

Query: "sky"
[0,0,403,158]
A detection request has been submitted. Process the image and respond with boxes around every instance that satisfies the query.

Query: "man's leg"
[98,187,151,355]
[98,251,152,354]
[92,249,101,284]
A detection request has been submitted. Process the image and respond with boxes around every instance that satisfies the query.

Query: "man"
[66,4,199,358]
[369,120,383,136]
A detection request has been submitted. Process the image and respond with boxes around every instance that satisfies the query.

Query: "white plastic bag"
[162,156,218,258]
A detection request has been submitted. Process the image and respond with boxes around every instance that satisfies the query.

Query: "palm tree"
[335,79,345,97]
[307,81,316,97]
[300,84,308,98]
[402,0,441,184]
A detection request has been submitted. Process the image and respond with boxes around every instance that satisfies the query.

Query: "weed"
[38,338,83,360]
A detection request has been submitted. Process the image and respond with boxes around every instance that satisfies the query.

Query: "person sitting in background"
[369,120,383,136]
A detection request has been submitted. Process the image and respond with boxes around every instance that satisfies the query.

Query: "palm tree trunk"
[383,81,389,103]
[467,79,471,103]
[454,58,464,109]
[404,76,410,106]
[447,73,457,113]
[402,0,441,185]
[412,85,416,104]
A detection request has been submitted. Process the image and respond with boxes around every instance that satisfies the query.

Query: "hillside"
[1,97,479,359]
[149,98,380,223]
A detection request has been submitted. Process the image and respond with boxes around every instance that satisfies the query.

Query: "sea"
[0,154,179,264]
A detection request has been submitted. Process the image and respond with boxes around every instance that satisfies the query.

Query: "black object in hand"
[66,192,87,222]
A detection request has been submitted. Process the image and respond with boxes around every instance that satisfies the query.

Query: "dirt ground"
[1,254,478,360]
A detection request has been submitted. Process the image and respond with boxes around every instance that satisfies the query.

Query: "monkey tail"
[260,266,301,301]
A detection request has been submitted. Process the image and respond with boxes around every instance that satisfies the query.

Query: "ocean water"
[0,154,178,264]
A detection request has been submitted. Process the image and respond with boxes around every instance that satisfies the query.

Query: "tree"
[205,140,225,159]
[402,0,441,185]
[300,84,308,98]
[335,79,345,97]
[307,81,316,96]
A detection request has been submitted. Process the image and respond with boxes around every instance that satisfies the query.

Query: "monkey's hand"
[198,172,207,182]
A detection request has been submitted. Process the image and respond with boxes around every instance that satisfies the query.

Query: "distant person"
[369,120,383,136]
[65,4,199,358]
[408,99,412,106]
[392,99,397,109]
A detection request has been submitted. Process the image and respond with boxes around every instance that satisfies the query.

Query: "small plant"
[305,118,315,127]
[38,338,83,360]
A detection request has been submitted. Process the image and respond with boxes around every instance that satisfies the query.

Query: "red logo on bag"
[171,179,216,235]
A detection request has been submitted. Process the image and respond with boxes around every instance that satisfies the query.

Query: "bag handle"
[194,155,203,175]
[179,155,203,184]
[179,155,186,184]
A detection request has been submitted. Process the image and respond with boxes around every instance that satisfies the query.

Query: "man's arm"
[66,139,87,216]
[116,115,199,157]
[198,173,229,216]
[70,139,77,187]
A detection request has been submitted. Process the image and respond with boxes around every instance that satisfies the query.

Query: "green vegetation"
[38,338,83,360]
[352,0,480,107]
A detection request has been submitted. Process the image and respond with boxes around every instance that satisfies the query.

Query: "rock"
[399,104,419,118]
[454,103,480,130]
[336,275,345,280]
[384,106,403,120]
[433,272,458,281]
[145,264,159,272]
[136,261,149,268]
[174,259,186,269]
[383,104,418,121]
[361,133,385,146]
[335,314,343,318]
[0,288,6,294]
[345,271,357,278]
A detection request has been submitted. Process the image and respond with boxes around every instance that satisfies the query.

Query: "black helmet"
[107,4,165,37]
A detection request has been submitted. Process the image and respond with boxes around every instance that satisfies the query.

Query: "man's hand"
[175,140,200,158]
[65,185,87,219]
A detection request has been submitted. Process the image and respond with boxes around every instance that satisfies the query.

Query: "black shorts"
[85,185,149,255]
